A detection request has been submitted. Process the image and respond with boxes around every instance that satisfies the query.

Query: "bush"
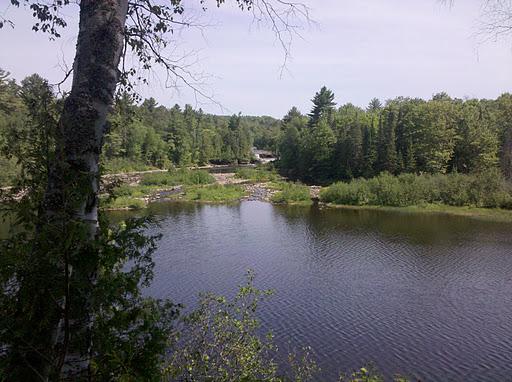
[102,196,146,210]
[320,172,512,210]
[141,168,214,186]
[110,184,154,198]
[319,180,371,206]
[271,183,311,204]
[235,167,280,182]
[164,271,408,382]
[164,271,318,382]
[184,184,245,202]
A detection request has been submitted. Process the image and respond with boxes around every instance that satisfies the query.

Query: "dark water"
[98,202,512,380]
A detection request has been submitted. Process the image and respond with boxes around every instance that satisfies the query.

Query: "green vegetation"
[102,195,146,210]
[102,96,276,169]
[235,167,281,182]
[102,157,158,174]
[165,271,406,382]
[0,72,280,186]
[141,168,214,186]
[103,168,244,208]
[0,73,178,379]
[271,182,312,205]
[0,157,18,187]
[320,171,512,209]
[183,184,246,203]
[278,87,512,186]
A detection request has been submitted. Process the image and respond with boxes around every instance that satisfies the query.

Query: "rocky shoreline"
[103,171,318,209]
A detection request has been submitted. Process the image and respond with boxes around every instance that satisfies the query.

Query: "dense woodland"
[0,70,280,185]
[3,73,510,189]
[278,87,512,184]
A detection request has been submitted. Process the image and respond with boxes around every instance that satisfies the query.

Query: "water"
[42,202,512,380]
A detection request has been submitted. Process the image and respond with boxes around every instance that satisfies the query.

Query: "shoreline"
[321,203,512,223]
[102,178,512,223]
[41,168,504,223]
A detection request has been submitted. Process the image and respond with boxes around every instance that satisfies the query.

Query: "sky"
[0,0,511,118]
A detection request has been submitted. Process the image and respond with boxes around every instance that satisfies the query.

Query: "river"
[107,200,512,381]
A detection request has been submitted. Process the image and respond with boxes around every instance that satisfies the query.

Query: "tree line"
[103,94,280,170]
[277,87,512,185]
[0,70,281,185]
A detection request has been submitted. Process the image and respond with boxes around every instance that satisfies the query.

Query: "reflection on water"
[6,201,512,380]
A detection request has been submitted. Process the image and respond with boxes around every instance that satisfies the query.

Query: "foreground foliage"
[164,272,408,382]
[164,272,285,381]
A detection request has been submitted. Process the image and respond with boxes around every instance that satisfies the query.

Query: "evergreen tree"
[302,117,336,183]
[362,125,376,178]
[377,105,398,174]
[308,86,336,127]
[367,97,382,113]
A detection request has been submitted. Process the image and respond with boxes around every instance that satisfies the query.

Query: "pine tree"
[308,86,336,127]
[377,106,398,174]
[367,97,382,113]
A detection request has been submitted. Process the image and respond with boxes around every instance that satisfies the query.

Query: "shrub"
[235,167,280,182]
[0,156,19,187]
[320,172,512,210]
[319,181,370,205]
[271,183,311,204]
[102,196,146,210]
[164,271,318,382]
[141,168,214,186]
[184,184,245,202]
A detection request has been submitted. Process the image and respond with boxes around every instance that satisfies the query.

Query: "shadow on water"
[272,203,512,246]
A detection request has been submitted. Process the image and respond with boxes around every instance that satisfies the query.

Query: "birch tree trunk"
[43,0,129,379]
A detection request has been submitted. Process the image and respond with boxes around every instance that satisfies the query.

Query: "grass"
[110,184,159,198]
[141,168,214,186]
[270,182,312,205]
[234,167,281,182]
[182,184,246,203]
[101,168,239,209]
[102,196,146,210]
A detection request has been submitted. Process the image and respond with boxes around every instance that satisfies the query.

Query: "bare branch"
[478,0,512,41]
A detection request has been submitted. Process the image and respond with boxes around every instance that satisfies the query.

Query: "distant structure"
[252,147,276,164]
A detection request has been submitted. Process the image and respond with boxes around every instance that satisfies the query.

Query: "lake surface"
[112,201,512,381]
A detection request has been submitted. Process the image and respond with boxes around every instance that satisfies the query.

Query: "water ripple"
[130,201,512,381]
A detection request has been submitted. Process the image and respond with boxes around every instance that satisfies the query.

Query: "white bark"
[44,1,129,379]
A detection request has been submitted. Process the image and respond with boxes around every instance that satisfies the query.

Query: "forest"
[3,73,511,193]
[278,87,512,185]
[0,70,280,186]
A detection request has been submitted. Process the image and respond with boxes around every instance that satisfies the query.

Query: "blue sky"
[0,0,511,118]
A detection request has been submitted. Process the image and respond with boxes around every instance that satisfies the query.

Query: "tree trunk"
[43,0,129,379]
